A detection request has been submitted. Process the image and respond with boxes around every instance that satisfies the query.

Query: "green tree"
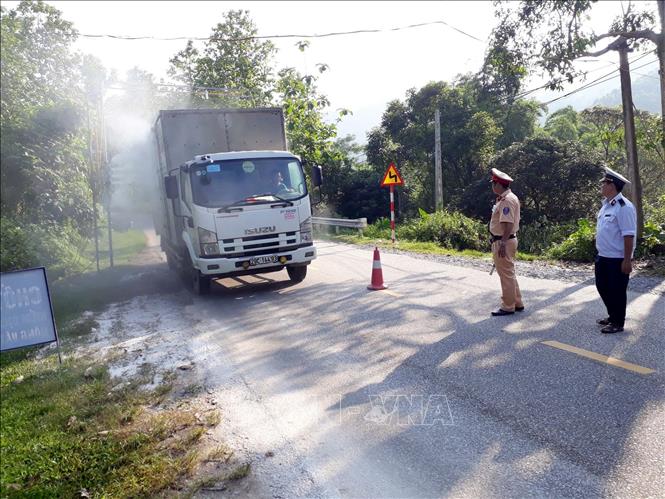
[1,1,92,229]
[168,10,276,106]
[484,1,662,102]
[366,79,523,215]
[578,106,624,162]
[576,107,664,204]
[473,136,603,224]
[0,1,79,127]
[275,65,348,206]
[0,1,96,273]
[335,168,389,223]
[634,111,665,203]
[544,106,579,141]
[484,0,664,237]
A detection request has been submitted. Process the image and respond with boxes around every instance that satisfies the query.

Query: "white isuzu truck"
[153,108,321,294]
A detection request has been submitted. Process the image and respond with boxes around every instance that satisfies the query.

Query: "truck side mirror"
[311,165,323,187]
[164,175,178,199]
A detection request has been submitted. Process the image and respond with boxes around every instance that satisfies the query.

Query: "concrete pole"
[618,39,644,238]
[658,0,665,141]
[101,84,113,268]
[434,108,443,211]
[87,103,100,272]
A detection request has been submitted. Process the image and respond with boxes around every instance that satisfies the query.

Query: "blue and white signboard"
[1,267,59,353]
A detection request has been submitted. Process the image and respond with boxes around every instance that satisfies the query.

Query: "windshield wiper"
[217,194,293,213]
[217,199,253,213]
[247,193,294,206]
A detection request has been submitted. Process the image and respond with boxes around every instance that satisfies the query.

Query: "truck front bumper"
[194,245,316,276]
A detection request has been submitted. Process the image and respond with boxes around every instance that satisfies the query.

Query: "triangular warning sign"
[380,162,404,187]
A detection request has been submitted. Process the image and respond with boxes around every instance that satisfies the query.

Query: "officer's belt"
[491,234,516,241]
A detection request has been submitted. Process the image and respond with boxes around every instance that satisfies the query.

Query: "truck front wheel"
[183,252,211,295]
[287,265,307,283]
[191,268,211,295]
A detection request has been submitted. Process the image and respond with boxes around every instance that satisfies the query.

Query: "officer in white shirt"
[595,167,637,334]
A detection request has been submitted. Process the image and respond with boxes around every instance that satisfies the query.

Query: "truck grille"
[214,231,307,258]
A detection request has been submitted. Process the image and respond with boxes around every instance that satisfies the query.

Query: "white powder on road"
[75,293,197,391]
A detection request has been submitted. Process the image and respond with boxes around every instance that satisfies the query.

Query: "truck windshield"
[190,157,308,208]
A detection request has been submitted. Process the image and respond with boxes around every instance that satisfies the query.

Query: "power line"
[542,58,658,106]
[80,19,485,44]
[106,82,254,99]
[514,50,655,100]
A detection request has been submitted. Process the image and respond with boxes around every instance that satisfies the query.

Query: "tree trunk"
[618,40,644,239]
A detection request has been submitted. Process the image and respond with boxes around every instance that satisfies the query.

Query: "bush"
[335,169,390,223]
[518,218,577,255]
[400,209,486,251]
[364,217,392,239]
[645,194,665,226]
[638,221,665,256]
[546,219,596,262]
[0,219,90,279]
[0,217,38,271]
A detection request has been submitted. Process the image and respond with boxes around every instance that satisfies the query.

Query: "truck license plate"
[249,255,278,266]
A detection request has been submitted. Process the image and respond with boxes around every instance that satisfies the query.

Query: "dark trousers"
[594,256,630,327]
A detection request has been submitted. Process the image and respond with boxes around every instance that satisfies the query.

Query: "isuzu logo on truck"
[245,226,276,235]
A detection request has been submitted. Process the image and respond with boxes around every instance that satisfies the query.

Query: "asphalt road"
[186,240,665,498]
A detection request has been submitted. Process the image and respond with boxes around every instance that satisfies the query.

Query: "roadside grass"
[1,227,253,497]
[318,229,665,275]
[320,230,541,262]
[49,229,155,327]
[85,229,148,271]
[0,353,217,497]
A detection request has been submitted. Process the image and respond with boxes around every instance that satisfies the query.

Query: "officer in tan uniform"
[489,168,524,316]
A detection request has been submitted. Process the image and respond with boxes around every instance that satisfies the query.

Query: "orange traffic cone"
[367,247,388,290]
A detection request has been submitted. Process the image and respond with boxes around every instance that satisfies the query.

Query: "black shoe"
[601,324,624,334]
[492,309,515,316]
[515,306,525,312]
[596,317,611,326]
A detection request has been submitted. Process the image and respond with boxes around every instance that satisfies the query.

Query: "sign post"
[1,267,61,363]
[380,162,404,245]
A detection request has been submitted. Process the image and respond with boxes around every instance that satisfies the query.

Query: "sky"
[2,1,659,141]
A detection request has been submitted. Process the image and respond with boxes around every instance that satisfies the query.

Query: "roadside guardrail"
[312,216,368,235]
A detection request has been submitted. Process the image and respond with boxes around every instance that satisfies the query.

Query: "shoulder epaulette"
[618,198,626,206]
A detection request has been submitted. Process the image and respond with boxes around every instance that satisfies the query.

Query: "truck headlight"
[198,227,219,256]
[300,217,313,243]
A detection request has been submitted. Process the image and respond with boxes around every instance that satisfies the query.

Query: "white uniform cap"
[603,167,631,185]
[490,168,513,184]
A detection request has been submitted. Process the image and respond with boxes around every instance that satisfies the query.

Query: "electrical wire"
[514,50,655,100]
[80,19,485,43]
[541,58,658,106]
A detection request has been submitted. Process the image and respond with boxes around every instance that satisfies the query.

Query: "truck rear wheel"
[287,265,307,283]
[165,251,177,270]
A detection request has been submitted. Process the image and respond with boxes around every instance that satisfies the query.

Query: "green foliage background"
[1,1,663,276]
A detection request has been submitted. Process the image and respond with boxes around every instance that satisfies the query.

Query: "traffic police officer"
[489,168,524,316]
[595,167,637,333]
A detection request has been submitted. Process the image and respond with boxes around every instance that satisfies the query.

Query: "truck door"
[173,169,187,248]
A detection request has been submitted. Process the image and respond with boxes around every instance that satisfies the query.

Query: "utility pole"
[659,0,665,142]
[434,108,443,211]
[100,83,113,267]
[618,38,644,238]
[87,103,100,272]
